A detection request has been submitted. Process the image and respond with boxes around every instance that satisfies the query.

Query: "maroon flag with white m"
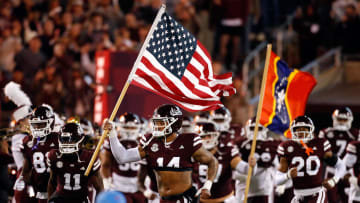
[131,11,236,112]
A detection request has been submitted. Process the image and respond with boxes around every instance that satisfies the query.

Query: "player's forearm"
[137,165,147,192]
[275,170,290,185]
[108,131,141,164]
[92,172,104,193]
[47,173,56,200]
[333,158,346,181]
[206,156,218,182]
[21,159,31,183]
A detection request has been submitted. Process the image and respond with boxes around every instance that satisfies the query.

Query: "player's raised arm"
[103,119,146,164]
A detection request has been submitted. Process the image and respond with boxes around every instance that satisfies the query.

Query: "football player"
[101,112,146,202]
[180,115,194,134]
[103,104,219,202]
[14,104,59,203]
[342,141,360,203]
[276,116,347,203]
[195,122,256,203]
[318,107,359,203]
[235,117,278,203]
[47,122,103,202]
[209,106,237,145]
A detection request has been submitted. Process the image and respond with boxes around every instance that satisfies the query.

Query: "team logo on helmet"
[287,146,294,153]
[170,107,182,116]
[328,132,334,138]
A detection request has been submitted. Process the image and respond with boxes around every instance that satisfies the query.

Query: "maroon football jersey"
[47,149,100,199]
[238,139,277,168]
[318,127,359,158]
[139,133,202,171]
[21,133,59,192]
[199,144,238,199]
[277,138,331,190]
[103,139,140,177]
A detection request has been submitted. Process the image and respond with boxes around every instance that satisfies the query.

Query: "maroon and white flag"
[130,8,235,112]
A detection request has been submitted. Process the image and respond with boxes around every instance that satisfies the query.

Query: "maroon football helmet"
[290,116,314,142]
[332,107,353,131]
[117,112,141,140]
[194,122,219,150]
[245,117,268,140]
[209,106,231,132]
[151,104,183,137]
[59,122,85,154]
[29,104,55,139]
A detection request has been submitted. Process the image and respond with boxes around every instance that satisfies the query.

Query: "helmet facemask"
[291,125,314,143]
[151,117,178,137]
[118,123,141,141]
[59,132,85,154]
[333,115,353,131]
[29,118,54,139]
[246,124,268,140]
[200,132,219,150]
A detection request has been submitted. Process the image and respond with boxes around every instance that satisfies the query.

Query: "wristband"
[144,189,153,199]
[203,180,213,191]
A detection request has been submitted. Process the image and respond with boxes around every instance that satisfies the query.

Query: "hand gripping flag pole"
[84,5,166,176]
[243,44,272,203]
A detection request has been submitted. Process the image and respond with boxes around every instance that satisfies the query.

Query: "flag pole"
[243,44,272,202]
[84,4,166,176]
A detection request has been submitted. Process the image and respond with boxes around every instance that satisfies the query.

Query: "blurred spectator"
[332,0,357,21]
[292,5,320,66]
[174,0,200,36]
[0,23,22,73]
[14,35,45,81]
[335,4,360,54]
[214,0,250,71]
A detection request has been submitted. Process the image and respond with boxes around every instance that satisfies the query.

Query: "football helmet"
[181,115,194,133]
[209,106,232,132]
[118,112,141,140]
[193,112,210,123]
[139,117,149,135]
[59,122,85,154]
[332,107,353,131]
[194,122,219,150]
[151,104,183,137]
[245,117,268,140]
[29,104,55,139]
[290,116,314,142]
[80,118,95,136]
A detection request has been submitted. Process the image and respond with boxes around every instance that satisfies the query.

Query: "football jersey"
[198,144,238,199]
[140,133,202,172]
[103,138,141,193]
[318,127,359,158]
[47,149,100,199]
[21,132,59,192]
[344,141,360,202]
[237,139,278,197]
[277,138,331,191]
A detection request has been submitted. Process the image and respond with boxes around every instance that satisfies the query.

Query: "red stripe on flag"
[135,68,221,106]
[181,76,214,98]
[197,41,212,62]
[193,51,209,79]
[141,57,186,97]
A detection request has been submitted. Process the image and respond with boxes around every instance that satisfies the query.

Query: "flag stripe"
[135,68,221,106]
[132,79,222,111]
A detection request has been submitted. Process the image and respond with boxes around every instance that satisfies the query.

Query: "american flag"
[131,12,236,111]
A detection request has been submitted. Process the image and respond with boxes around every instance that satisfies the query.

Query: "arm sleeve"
[344,142,358,168]
[333,157,346,181]
[109,131,141,164]
[275,170,289,185]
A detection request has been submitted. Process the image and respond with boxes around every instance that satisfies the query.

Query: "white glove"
[103,177,113,190]
[102,119,117,138]
[275,185,286,195]
[195,180,212,197]
[14,176,25,191]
